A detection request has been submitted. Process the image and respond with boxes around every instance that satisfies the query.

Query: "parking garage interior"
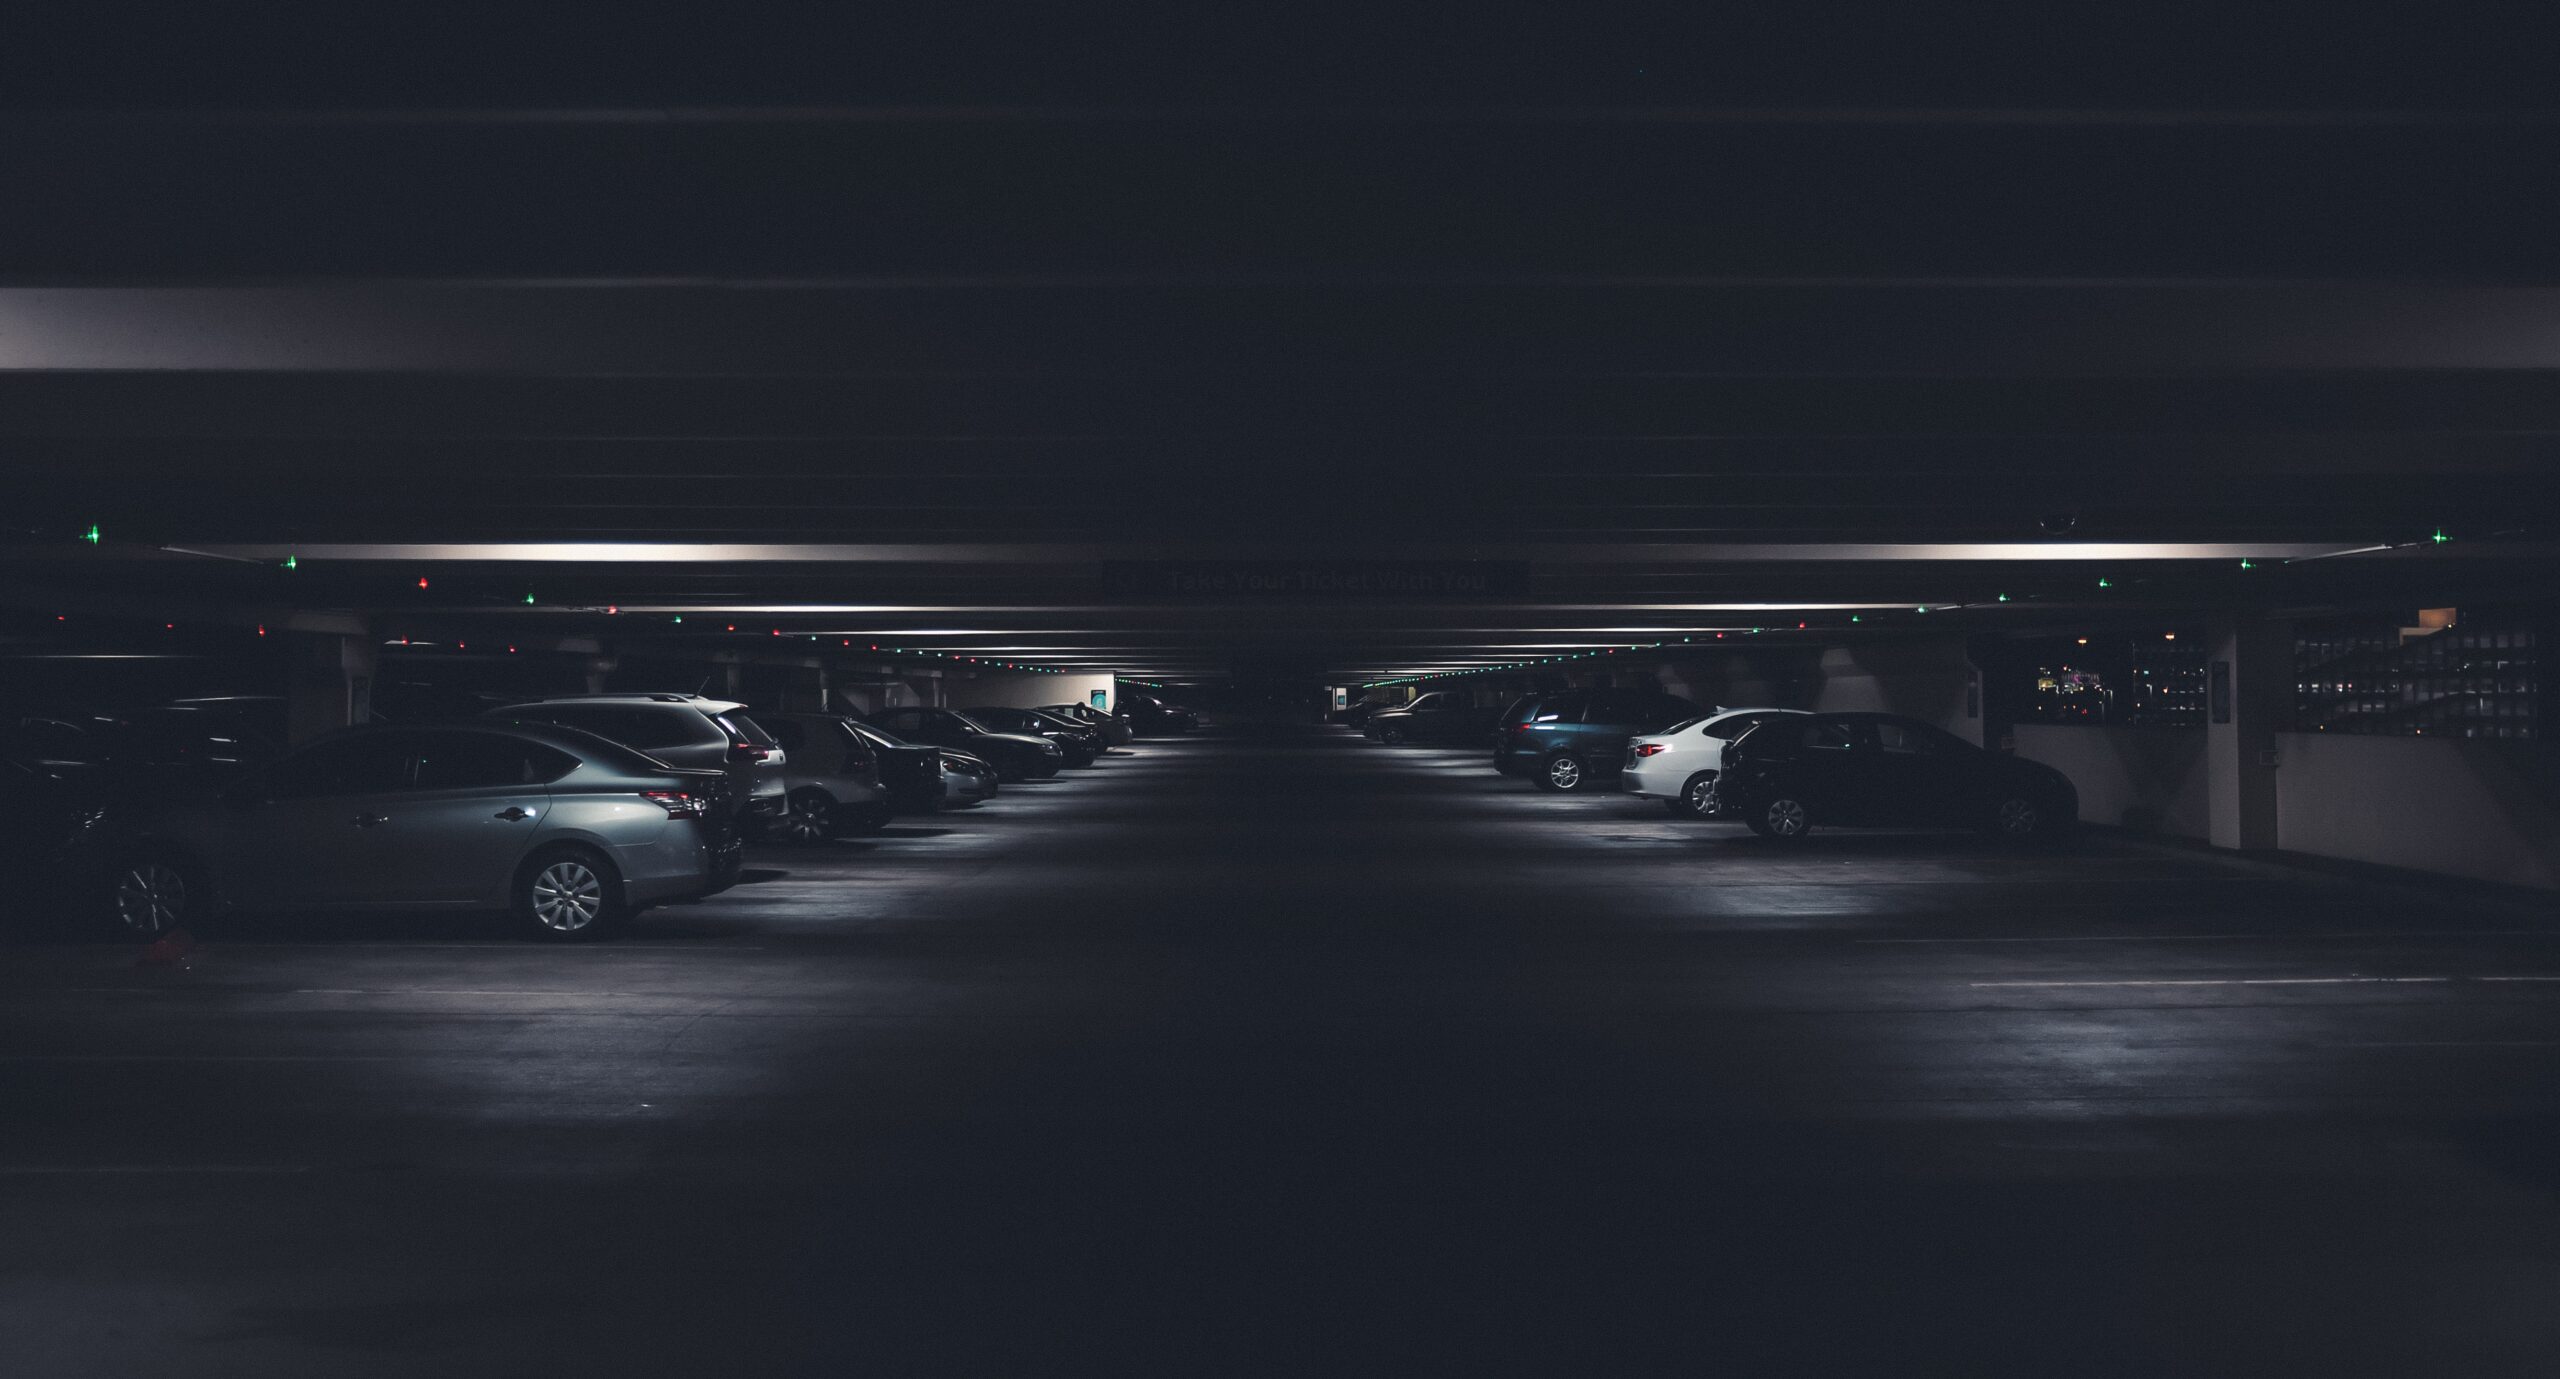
[5,14,2560,1376]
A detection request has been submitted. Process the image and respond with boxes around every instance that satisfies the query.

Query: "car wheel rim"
[1767,800,1807,836]
[530,861,604,932]
[1685,779,1714,814]
[782,795,830,842]
[1548,757,1581,789]
[114,863,185,936]
[1998,798,2039,835]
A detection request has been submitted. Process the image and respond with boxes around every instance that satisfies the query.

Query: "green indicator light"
[81,524,100,544]
[1851,615,1861,623]
[1997,594,2010,602]
[2432,528,2450,544]
[523,593,536,604]
[2239,560,2255,570]
[2097,579,2113,589]
[282,556,298,570]
[672,615,682,623]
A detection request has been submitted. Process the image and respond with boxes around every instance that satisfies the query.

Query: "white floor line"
[1971,975,2560,988]
[1863,929,2550,945]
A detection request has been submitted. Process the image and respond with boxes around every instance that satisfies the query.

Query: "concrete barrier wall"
[2274,733,2560,890]
[2015,724,2560,889]
[2013,724,2211,839]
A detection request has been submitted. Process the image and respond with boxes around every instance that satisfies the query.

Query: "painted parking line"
[1864,930,2552,945]
[0,1165,312,1175]
[1970,975,2560,988]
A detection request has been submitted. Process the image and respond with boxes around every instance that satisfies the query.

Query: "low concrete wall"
[2275,733,2560,890]
[2014,724,2211,839]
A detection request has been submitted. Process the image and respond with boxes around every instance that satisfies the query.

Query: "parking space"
[5,723,2558,1375]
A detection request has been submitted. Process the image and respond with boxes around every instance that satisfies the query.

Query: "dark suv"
[1493,688,1704,792]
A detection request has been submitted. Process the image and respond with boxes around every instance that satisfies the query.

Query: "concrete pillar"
[285,630,378,746]
[584,655,617,694]
[2205,615,2290,851]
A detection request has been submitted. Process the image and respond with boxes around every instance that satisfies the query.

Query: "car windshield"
[947,710,997,733]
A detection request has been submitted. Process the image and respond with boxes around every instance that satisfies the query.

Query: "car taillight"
[727,743,770,762]
[1632,743,1667,757]
[1508,722,1535,734]
[641,790,709,819]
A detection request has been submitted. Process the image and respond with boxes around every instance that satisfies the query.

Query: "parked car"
[1622,707,1810,817]
[1331,699,1392,728]
[937,749,1000,808]
[1493,688,1705,792]
[0,754,113,930]
[962,705,1103,766]
[10,699,290,791]
[106,722,738,941]
[484,693,787,825]
[755,712,896,842]
[1714,712,2078,843]
[1365,691,1499,746]
[1118,692,1197,736]
[841,718,960,815]
[864,707,1062,781]
[1040,702,1135,747]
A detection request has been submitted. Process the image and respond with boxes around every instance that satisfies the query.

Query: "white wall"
[2014,724,2211,839]
[2275,733,2560,890]
[947,671,1115,714]
[2013,725,2560,890]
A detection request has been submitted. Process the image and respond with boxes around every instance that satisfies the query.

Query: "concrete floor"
[5,722,2559,1376]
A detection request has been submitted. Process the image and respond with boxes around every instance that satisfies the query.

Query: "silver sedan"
[110,722,734,941]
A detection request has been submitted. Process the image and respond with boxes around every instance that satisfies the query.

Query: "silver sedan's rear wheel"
[1674,772,1718,818]
[515,850,620,941]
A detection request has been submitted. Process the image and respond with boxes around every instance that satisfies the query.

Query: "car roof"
[494,693,748,714]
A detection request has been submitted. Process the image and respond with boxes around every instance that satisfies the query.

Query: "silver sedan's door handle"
[494,806,533,821]
[351,812,389,828]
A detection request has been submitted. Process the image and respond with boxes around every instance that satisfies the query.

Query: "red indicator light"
[417,577,430,589]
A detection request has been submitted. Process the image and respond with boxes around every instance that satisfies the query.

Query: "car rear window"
[715,711,777,748]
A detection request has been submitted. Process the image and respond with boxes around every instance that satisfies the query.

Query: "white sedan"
[1621,707,1810,817]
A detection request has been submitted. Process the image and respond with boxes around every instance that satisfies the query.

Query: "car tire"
[513,845,623,942]
[1988,794,2069,846]
[1379,726,1406,745]
[1534,752,1590,792]
[108,851,204,941]
[1742,795,1813,840]
[840,801,893,835]
[1670,772,1719,818]
[776,788,839,844]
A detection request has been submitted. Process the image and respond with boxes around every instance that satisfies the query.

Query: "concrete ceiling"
[3,17,2555,681]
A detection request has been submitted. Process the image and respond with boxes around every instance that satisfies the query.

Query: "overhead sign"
[1102,560,1530,599]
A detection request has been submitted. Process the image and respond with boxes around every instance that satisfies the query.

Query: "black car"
[0,755,113,932]
[1332,699,1392,728]
[1365,692,1499,746]
[1714,712,2078,843]
[1492,688,1705,792]
[865,707,1063,782]
[1117,693,1197,736]
[840,718,950,816]
[962,705,1102,767]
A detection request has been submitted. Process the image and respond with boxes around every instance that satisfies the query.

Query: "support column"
[285,630,378,746]
[2205,615,2290,851]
